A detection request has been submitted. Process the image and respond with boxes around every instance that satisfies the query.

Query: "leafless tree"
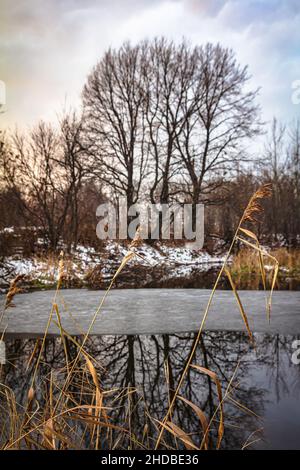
[83,39,260,215]
[175,43,261,208]
[288,119,300,197]
[261,118,286,239]
[4,122,71,250]
[82,42,148,208]
[58,111,88,250]
[144,39,198,205]
[283,120,300,242]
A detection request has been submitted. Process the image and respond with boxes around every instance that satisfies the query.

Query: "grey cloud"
[0,0,299,128]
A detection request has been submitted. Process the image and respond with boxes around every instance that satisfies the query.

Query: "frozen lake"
[1,288,300,337]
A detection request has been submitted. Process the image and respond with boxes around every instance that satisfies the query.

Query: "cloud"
[117,0,300,124]
[0,0,299,129]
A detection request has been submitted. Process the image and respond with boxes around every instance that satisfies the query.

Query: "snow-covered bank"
[0,241,225,291]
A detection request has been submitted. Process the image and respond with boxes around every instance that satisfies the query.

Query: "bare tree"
[288,119,300,198]
[82,42,148,208]
[262,118,286,238]
[59,111,88,250]
[83,39,260,214]
[284,120,300,243]
[144,39,198,205]
[175,43,261,208]
[4,122,71,250]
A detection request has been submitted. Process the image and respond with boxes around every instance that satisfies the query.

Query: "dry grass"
[231,246,300,289]
[270,247,300,270]
[0,185,279,450]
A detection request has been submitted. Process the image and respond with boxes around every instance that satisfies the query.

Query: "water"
[1,288,300,449]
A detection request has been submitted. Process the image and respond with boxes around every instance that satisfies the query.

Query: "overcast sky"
[0,0,300,129]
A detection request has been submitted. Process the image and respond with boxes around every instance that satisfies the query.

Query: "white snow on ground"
[0,227,14,234]
[159,244,224,265]
[0,241,226,288]
[1,257,59,286]
[6,258,37,274]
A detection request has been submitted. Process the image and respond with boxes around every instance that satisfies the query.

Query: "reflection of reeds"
[0,187,279,450]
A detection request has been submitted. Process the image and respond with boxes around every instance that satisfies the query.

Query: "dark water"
[4,330,300,449]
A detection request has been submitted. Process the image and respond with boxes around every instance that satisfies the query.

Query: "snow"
[0,227,14,234]
[0,241,225,290]
[7,258,37,274]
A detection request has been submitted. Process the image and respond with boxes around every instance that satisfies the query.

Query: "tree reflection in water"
[3,331,300,449]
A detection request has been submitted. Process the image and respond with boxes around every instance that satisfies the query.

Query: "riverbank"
[0,241,225,291]
[1,242,300,292]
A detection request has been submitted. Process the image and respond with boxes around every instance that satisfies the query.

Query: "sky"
[0,0,300,129]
